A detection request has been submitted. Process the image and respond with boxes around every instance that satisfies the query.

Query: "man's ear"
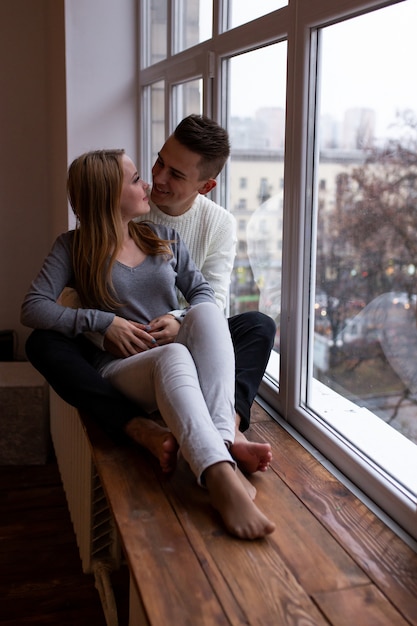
[198,178,217,195]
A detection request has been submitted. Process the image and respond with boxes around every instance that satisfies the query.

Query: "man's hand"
[104,316,158,357]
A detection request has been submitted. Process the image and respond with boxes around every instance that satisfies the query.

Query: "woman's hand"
[146,314,181,345]
[103,316,158,357]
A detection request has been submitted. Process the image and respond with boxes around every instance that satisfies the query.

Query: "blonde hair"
[68,149,172,310]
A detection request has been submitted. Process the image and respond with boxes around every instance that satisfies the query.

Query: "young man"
[26,115,276,473]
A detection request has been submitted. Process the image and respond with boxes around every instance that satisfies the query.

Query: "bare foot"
[204,462,275,540]
[230,430,272,474]
[124,417,179,473]
[236,468,257,500]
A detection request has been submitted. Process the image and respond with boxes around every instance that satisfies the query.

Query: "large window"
[138,0,417,542]
[308,1,417,499]
[227,43,286,327]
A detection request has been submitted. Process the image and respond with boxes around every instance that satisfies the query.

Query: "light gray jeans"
[100,302,236,483]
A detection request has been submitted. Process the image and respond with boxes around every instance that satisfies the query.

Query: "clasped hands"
[104,314,181,358]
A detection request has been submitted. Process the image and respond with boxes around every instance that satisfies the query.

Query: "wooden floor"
[1,402,417,625]
[0,455,129,626]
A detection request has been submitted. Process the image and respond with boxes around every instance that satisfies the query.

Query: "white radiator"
[50,389,122,625]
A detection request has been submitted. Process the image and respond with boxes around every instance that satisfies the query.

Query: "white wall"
[65,0,138,169]
[0,0,62,360]
[0,0,138,359]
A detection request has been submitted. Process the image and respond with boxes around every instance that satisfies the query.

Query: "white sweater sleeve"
[199,212,236,311]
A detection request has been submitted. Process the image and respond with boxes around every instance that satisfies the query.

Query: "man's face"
[151,135,215,216]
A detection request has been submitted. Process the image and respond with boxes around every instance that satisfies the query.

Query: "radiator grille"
[50,390,121,573]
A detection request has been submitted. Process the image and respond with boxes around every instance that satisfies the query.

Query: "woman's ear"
[198,178,217,195]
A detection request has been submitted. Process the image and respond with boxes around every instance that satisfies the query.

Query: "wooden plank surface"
[83,409,417,626]
[85,424,233,625]
[313,584,410,626]
[252,419,417,625]
[85,417,328,625]
[160,456,329,626]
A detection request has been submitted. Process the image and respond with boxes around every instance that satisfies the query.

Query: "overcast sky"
[227,0,416,140]
[320,0,417,137]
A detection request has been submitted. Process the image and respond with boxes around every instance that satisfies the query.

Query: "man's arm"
[199,211,237,311]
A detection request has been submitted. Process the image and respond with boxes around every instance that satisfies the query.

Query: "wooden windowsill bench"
[73,403,417,626]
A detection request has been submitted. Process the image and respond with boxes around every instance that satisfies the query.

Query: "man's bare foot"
[124,417,179,473]
[230,430,272,474]
[204,462,275,540]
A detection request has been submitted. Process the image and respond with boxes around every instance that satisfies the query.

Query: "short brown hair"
[174,114,230,180]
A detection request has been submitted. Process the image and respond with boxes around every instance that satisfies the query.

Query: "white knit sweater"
[136,194,237,311]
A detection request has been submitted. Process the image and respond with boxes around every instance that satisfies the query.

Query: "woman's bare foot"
[236,468,257,500]
[204,462,275,540]
[124,417,179,473]
[230,430,272,474]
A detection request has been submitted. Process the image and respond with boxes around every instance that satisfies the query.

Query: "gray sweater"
[21,223,216,339]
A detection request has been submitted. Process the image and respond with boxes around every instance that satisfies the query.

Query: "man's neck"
[155,195,199,217]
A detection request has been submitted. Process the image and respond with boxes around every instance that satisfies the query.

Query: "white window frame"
[280,0,416,543]
[138,0,417,544]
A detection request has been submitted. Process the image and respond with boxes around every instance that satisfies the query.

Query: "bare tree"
[342,111,417,305]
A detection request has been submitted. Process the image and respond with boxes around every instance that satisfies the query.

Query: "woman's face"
[120,155,150,221]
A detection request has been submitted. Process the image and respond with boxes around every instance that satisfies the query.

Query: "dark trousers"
[25,311,276,438]
[227,311,276,431]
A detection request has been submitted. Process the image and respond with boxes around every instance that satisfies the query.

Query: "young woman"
[21,149,275,540]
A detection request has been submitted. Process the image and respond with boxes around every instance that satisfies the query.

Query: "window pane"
[172,79,203,127]
[144,81,165,182]
[224,0,287,31]
[173,0,212,53]
[310,2,417,450]
[141,0,167,68]
[227,42,287,360]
